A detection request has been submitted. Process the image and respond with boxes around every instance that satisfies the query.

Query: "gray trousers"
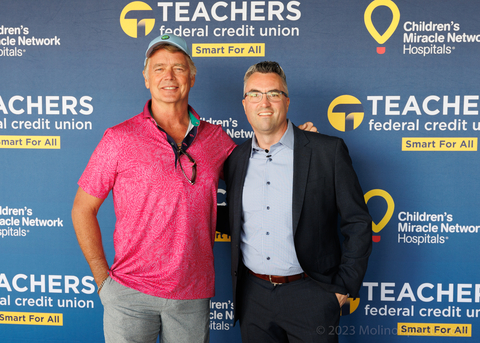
[99,277,210,343]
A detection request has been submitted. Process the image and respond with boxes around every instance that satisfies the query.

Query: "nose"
[164,67,175,79]
[260,93,271,106]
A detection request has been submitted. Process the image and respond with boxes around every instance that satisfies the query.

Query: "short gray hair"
[243,61,288,95]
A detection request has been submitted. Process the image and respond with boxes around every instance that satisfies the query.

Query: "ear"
[242,99,246,113]
[190,74,195,88]
[143,70,150,89]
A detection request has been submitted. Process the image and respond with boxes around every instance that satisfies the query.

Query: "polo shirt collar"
[142,100,200,127]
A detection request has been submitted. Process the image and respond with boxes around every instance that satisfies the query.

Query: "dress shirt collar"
[251,119,294,157]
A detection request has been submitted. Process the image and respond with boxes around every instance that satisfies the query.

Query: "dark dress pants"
[239,272,341,343]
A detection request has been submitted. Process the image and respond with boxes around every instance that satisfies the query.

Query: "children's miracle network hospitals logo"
[364,0,400,54]
[365,189,395,243]
[120,2,155,38]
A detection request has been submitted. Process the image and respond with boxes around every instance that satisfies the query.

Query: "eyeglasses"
[244,91,289,103]
[177,148,197,185]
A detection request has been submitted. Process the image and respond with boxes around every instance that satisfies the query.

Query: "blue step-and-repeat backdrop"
[1,1,480,342]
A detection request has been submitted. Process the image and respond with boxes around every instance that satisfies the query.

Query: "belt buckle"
[269,275,281,286]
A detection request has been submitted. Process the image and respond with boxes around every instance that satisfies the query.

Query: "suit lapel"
[292,126,311,236]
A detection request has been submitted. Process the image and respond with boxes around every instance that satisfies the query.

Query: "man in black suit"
[222,61,372,342]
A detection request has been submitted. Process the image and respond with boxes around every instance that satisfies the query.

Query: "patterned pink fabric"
[79,101,236,299]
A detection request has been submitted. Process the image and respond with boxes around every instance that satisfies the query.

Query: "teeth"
[164,87,176,90]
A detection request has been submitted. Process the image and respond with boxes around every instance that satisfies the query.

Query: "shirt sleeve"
[78,128,120,199]
[217,128,237,180]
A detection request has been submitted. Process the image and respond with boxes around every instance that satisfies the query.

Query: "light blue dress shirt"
[241,120,304,276]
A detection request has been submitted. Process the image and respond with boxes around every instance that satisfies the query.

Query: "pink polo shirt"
[78,101,236,299]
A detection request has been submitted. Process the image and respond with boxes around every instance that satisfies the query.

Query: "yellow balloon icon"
[364,0,400,54]
[364,189,395,242]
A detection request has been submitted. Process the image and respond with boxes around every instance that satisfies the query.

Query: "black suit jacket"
[221,124,372,321]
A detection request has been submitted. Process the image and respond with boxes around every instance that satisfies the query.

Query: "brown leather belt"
[248,269,307,285]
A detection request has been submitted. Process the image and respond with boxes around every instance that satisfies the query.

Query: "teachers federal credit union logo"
[120,2,155,38]
[364,0,400,54]
[327,95,364,132]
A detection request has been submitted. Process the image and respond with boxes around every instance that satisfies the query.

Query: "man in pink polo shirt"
[71,35,236,343]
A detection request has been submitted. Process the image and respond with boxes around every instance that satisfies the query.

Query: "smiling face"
[243,72,290,144]
[143,48,195,108]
